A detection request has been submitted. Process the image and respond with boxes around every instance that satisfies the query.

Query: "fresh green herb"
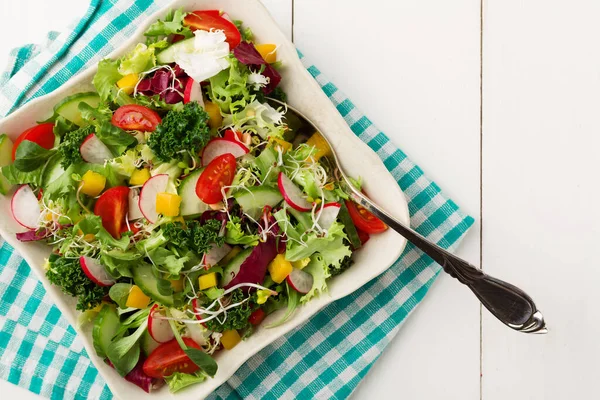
[45,254,108,311]
[233,20,254,42]
[148,102,211,162]
[109,283,133,308]
[1,164,43,186]
[53,116,77,137]
[57,125,94,168]
[266,283,299,328]
[144,8,193,42]
[14,141,56,172]
[108,340,141,377]
[204,289,253,332]
[225,216,260,246]
[162,219,224,256]
[165,370,207,393]
[183,348,218,377]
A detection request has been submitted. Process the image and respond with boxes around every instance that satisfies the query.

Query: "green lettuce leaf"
[144,8,193,41]
[285,221,352,269]
[225,217,260,246]
[299,254,331,304]
[1,164,43,186]
[14,141,56,172]
[118,43,156,75]
[165,370,207,393]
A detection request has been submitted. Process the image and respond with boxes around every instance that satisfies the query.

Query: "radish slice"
[148,304,175,343]
[11,185,41,229]
[202,243,232,268]
[80,134,113,164]
[138,174,169,223]
[286,268,314,295]
[201,138,249,167]
[277,172,312,212]
[220,12,233,22]
[127,188,144,221]
[183,78,205,108]
[191,298,207,327]
[79,256,116,287]
[316,202,341,231]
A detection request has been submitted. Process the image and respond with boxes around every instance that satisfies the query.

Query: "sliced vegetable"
[94,186,130,238]
[198,272,218,290]
[126,285,151,309]
[143,338,202,379]
[316,202,341,231]
[338,201,362,249]
[200,138,248,167]
[221,248,252,287]
[202,243,232,268]
[129,168,151,186]
[128,188,144,220]
[183,78,204,107]
[156,37,196,64]
[80,170,106,197]
[54,92,101,126]
[178,168,209,217]
[232,186,283,216]
[132,263,175,306]
[80,134,113,164]
[286,268,314,294]
[80,256,116,287]
[148,304,175,343]
[204,101,223,129]
[116,73,139,95]
[305,132,332,161]
[267,254,293,284]
[345,200,388,234]
[11,123,55,161]
[155,192,182,217]
[11,185,41,229]
[138,174,169,223]
[112,105,161,132]
[0,134,14,195]
[220,329,241,350]
[183,10,241,48]
[195,153,236,204]
[255,44,277,63]
[92,305,120,358]
[277,172,312,212]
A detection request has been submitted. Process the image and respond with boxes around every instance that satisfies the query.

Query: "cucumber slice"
[338,202,362,249]
[156,37,195,64]
[140,330,160,357]
[233,186,283,216]
[221,248,253,287]
[0,134,14,195]
[178,168,208,217]
[42,156,65,187]
[132,263,175,306]
[92,305,120,359]
[54,92,101,126]
[255,147,279,183]
[288,206,313,232]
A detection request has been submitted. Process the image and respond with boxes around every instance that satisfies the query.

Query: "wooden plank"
[482,0,600,398]
[294,1,482,398]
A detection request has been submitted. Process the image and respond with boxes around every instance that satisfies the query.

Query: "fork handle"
[349,191,547,334]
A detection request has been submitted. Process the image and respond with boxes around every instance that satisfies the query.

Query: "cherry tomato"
[345,200,388,234]
[195,153,236,204]
[184,10,242,49]
[111,105,161,132]
[223,129,242,142]
[11,123,55,161]
[143,338,201,379]
[248,308,266,326]
[94,186,130,238]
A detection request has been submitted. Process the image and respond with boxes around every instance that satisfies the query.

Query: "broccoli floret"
[45,254,108,311]
[147,102,211,162]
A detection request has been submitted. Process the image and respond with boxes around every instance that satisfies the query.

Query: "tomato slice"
[184,10,242,49]
[94,186,130,238]
[345,200,388,234]
[248,308,266,326]
[356,228,371,245]
[143,338,201,379]
[12,123,55,161]
[223,129,242,142]
[195,153,236,204]
[111,105,161,132]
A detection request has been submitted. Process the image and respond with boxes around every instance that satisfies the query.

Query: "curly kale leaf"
[58,125,94,168]
[162,219,224,256]
[45,254,108,311]
[147,97,210,162]
[330,254,354,277]
[204,289,253,332]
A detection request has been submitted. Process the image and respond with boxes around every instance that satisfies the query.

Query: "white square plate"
[0,0,410,398]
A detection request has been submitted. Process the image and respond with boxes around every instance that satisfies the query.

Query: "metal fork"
[269,98,547,334]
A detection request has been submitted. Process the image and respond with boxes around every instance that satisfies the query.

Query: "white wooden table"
[1,0,598,399]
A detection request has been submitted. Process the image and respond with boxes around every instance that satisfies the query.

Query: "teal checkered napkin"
[0,1,474,399]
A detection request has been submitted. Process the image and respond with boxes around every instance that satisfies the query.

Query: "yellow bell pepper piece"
[255,44,277,63]
[126,285,150,309]
[199,272,218,290]
[220,246,241,266]
[80,170,106,197]
[156,192,182,217]
[129,168,151,186]
[117,73,139,95]
[269,137,292,152]
[83,233,96,242]
[204,101,223,130]
[305,132,332,161]
[221,329,242,350]
[170,279,184,292]
[267,254,293,284]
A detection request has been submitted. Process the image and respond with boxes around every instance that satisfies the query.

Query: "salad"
[0,8,387,394]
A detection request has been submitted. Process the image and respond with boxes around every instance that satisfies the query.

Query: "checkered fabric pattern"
[0,1,474,399]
